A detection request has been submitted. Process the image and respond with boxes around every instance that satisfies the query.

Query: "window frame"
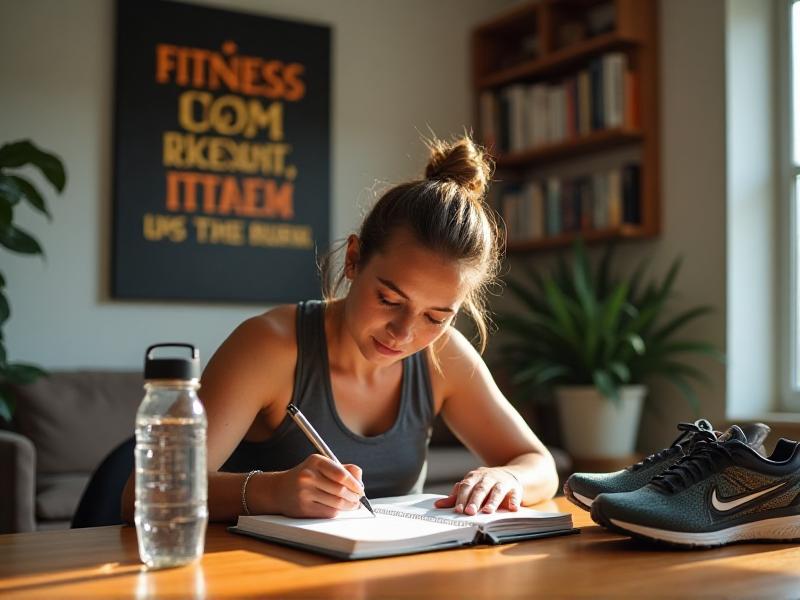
[781,0,800,410]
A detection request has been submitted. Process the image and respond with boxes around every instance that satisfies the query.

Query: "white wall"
[0,0,511,370]
[636,0,728,449]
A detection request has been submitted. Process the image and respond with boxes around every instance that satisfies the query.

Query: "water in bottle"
[135,343,208,569]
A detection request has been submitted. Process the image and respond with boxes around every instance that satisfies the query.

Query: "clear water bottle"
[135,343,207,569]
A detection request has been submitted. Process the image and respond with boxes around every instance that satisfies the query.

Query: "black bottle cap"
[144,343,200,381]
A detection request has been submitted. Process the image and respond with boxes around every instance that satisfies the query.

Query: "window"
[783,0,800,408]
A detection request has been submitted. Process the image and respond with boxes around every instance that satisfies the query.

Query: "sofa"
[0,371,570,533]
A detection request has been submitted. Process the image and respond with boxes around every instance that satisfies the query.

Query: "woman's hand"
[434,467,522,515]
[273,454,365,518]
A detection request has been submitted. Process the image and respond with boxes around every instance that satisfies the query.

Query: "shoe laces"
[628,421,710,472]
[650,434,732,494]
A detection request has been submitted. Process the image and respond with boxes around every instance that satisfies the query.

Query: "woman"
[123,134,558,522]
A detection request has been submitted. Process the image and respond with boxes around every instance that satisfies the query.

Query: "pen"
[286,403,376,517]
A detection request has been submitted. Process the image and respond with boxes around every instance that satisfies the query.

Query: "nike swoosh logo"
[711,481,787,512]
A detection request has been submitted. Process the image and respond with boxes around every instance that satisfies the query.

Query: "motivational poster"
[112,0,330,302]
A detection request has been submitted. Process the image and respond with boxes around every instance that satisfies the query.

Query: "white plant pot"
[555,385,647,459]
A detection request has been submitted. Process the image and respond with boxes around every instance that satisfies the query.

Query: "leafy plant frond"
[497,239,723,412]
[0,138,66,421]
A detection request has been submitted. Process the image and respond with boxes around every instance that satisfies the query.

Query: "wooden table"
[1,497,799,599]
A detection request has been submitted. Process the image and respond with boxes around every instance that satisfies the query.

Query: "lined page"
[373,494,571,529]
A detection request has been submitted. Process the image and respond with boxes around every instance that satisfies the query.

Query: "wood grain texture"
[2,498,799,599]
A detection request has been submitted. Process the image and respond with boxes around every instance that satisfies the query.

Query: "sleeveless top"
[220,300,436,497]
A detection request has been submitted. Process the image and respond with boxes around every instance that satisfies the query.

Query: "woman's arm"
[121,309,363,523]
[430,328,559,515]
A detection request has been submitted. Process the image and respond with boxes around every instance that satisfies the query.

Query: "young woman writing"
[122,134,558,522]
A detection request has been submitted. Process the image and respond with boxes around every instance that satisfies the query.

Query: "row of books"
[499,164,641,242]
[479,52,639,154]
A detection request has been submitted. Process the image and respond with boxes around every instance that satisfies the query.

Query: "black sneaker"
[590,425,800,548]
[563,420,770,512]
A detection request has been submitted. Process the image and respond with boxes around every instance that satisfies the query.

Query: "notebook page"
[237,504,471,545]
[373,494,572,532]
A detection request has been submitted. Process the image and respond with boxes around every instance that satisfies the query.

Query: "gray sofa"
[0,371,570,533]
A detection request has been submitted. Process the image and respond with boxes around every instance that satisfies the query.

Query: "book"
[545,177,562,235]
[607,169,623,227]
[603,52,626,129]
[229,493,576,560]
[622,163,641,224]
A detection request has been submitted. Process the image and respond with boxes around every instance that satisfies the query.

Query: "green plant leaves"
[0,387,14,423]
[0,292,8,325]
[0,140,66,192]
[2,363,47,385]
[0,224,43,255]
[0,138,65,422]
[498,238,723,412]
[0,198,11,227]
[0,174,50,219]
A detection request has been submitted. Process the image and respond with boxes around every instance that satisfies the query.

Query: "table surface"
[1,497,799,599]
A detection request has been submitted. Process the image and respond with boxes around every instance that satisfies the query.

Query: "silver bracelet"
[501,468,520,483]
[241,469,262,516]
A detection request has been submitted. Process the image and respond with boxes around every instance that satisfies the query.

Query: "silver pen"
[286,403,375,516]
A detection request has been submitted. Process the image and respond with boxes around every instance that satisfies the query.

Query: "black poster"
[112,0,330,303]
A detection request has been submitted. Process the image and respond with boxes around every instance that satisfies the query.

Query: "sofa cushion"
[12,371,142,474]
[36,472,90,520]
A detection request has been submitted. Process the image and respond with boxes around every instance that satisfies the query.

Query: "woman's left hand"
[433,467,522,515]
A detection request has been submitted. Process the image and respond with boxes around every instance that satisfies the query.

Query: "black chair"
[71,436,135,528]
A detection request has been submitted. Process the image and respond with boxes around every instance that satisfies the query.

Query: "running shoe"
[563,420,770,511]
[590,425,800,548]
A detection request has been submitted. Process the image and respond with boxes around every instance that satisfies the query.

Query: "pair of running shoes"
[563,419,800,548]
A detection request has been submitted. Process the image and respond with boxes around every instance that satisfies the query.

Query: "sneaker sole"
[593,502,800,548]
[562,481,593,512]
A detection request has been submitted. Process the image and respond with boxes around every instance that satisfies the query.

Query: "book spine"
[589,58,604,131]
[578,69,591,137]
[622,163,641,224]
[497,92,509,154]
[530,181,545,239]
[546,177,562,235]
[607,169,623,227]
[603,52,626,129]
[578,177,592,231]
[625,69,640,130]
[592,173,608,229]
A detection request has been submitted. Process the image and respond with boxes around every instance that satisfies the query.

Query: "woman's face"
[343,228,473,364]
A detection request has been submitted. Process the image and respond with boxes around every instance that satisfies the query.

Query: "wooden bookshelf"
[476,32,640,90]
[473,0,659,252]
[494,127,643,168]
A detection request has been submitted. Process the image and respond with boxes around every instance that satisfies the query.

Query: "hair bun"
[424,135,493,200]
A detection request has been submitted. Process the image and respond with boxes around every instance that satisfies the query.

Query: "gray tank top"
[221,300,435,497]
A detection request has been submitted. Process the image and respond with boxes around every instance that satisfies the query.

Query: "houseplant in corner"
[497,239,722,459]
[0,139,66,422]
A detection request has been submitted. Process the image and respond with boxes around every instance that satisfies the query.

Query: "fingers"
[309,455,364,495]
[450,469,522,515]
[300,468,361,505]
[480,484,507,513]
[459,479,496,516]
[502,485,522,511]
[434,482,459,508]
[343,464,363,488]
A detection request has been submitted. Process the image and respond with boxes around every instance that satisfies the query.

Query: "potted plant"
[0,139,66,422]
[497,239,722,459]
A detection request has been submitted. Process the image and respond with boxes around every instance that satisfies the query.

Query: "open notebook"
[229,493,577,560]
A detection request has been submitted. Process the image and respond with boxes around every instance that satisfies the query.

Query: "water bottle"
[135,343,208,569]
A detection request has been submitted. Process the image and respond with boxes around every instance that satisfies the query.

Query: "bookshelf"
[472,0,659,252]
